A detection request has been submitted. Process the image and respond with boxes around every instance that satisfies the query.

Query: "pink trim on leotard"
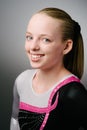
[19,94,58,114]
[48,76,80,105]
[40,76,80,130]
[19,75,80,130]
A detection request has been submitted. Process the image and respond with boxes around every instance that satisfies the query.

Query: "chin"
[30,63,41,69]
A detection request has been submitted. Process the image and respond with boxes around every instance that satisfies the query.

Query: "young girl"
[10,7,87,130]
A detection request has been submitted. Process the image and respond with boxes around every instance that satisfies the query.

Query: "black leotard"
[10,69,87,130]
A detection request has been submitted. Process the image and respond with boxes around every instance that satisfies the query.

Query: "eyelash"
[43,38,51,43]
[26,36,33,41]
[26,35,51,43]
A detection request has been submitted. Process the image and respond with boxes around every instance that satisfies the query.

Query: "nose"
[29,39,40,51]
[25,39,40,52]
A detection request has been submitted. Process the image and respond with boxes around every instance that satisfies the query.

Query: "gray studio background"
[0,0,87,129]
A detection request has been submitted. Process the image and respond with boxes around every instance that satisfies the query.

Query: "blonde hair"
[37,7,84,79]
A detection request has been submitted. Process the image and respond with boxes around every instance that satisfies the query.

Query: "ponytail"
[64,33,84,79]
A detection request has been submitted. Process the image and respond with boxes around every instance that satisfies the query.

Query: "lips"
[30,54,44,61]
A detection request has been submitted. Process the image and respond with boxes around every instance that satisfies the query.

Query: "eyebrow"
[26,32,32,34]
[26,31,52,37]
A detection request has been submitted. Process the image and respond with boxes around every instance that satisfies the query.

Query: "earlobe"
[63,39,73,54]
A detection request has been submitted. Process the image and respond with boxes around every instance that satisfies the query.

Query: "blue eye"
[26,36,33,41]
[43,38,50,43]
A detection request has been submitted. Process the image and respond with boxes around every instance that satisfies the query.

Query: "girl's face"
[25,13,67,70]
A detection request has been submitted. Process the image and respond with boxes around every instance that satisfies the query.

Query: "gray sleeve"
[11,80,19,119]
[10,117,20,130]
[10,80,20,130]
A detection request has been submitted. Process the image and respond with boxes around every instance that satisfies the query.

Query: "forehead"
[27,13,62,32]
[29,13,58,23]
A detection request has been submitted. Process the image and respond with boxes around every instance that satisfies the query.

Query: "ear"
[63,39,73,55]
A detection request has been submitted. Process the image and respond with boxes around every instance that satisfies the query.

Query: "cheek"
[25,42,29,52]
[50,46,64,58]
[49,46,60,54]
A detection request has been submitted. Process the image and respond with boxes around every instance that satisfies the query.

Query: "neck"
[36,65,71,85]
[33,66,71,94]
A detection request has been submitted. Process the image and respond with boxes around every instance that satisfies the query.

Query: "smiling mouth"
[31,54,44,61]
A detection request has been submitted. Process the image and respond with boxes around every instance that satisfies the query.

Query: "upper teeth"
[32,55,41,58]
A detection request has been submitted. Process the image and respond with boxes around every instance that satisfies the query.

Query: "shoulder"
[15,69,36,84]
[13,69,36,94]
[58,81,87,123]
[59,81,87,100]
